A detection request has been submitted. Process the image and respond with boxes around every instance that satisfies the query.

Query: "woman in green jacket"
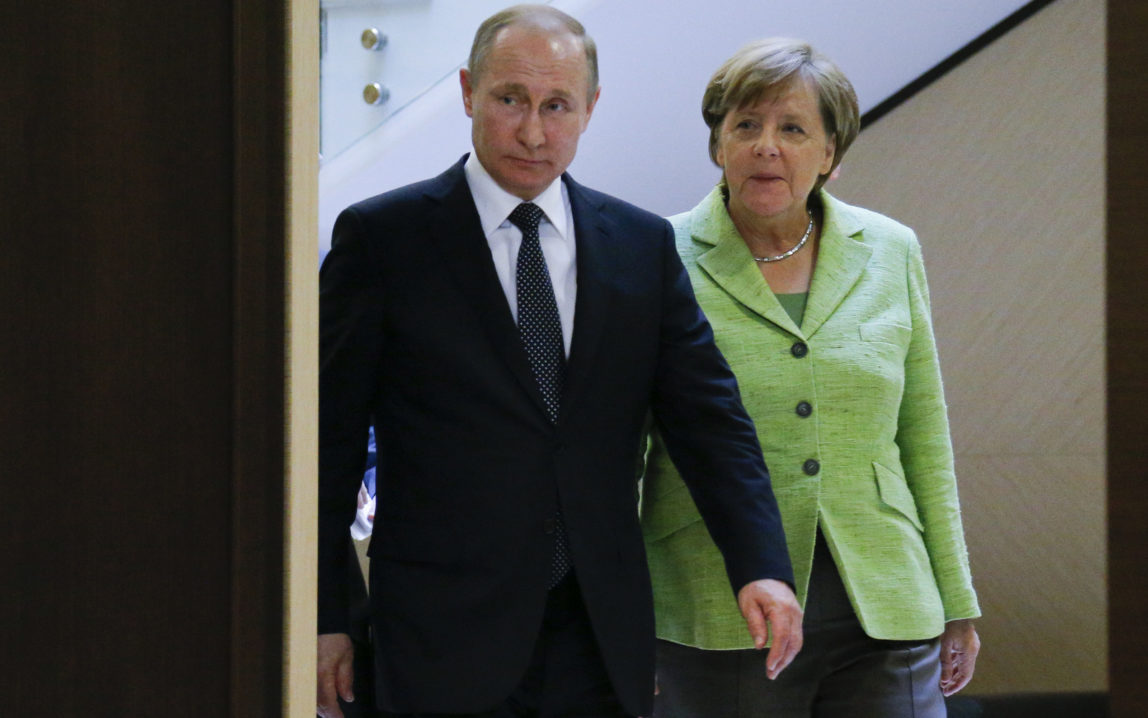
[642,38,981,717]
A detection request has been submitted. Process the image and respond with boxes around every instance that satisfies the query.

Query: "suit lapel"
[426,158,551,417]
[801,194,872,337]
[561,175,612,421]
[691,187,804,337]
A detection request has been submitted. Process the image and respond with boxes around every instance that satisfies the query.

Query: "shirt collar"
[464,152,568,239]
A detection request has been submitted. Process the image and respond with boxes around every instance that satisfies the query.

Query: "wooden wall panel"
[232,0,292,712]
[830,0,1106,695]
[1107,0,1148,714]
[0,0,300,714]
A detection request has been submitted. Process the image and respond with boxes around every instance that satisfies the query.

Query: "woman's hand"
[939,619,980,696]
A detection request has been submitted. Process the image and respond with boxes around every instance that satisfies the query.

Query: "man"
[317,432,382,718]
[317,6,801,717]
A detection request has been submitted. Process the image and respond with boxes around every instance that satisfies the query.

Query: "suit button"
[791,342,808,358]
[543,518,557,534]
[803,459,820,476]
[795,401,812,417]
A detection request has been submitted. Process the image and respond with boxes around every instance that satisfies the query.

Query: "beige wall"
[830,0,1106,695]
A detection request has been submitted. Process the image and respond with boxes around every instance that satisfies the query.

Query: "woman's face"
[716,79,836,225]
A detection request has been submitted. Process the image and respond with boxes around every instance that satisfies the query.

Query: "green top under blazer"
[641,187,981,648]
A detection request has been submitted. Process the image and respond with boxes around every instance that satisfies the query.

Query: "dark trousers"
[654,532,944,718]
[383,573,634,718]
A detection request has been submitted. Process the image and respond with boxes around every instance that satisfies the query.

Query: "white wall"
[318,0,1030,254]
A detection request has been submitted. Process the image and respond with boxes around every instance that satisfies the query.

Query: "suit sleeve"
[647,219,794,594]
[318,207,387,635]
[898,237,981,622]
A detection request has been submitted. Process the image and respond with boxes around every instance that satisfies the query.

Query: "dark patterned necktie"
[508,202,571,587]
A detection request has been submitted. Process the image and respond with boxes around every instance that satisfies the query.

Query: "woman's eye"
[783,124,805,134]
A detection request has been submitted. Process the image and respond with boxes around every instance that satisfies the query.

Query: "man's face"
[461,24,599,200]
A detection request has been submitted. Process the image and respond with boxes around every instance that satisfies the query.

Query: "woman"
[641,38,981,717]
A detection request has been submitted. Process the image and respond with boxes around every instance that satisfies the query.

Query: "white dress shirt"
[464,152,577,357]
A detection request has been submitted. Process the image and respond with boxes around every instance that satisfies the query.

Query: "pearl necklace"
[752,210,814,263]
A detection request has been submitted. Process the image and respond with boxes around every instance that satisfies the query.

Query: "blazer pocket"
[367,517,461,564]
[859,321,911,345]
[873,461,924,532]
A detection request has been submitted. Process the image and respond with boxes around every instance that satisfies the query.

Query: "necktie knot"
[508,202,544,233]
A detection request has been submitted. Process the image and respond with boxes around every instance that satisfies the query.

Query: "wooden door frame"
[234,0,317,713]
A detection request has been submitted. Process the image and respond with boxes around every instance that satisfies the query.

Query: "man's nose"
[517,109,545,148]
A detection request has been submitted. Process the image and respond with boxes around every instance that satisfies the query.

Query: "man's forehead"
[479,34,589,95]
[488,80,576,99]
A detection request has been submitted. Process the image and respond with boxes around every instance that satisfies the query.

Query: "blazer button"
[802,459,820,476]
[791,342,808,358]
[795,401,813,417]
[543,518,557,534]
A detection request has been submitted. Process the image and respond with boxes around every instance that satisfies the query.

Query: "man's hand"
[736,579,803,679]
[939,619,980,696]
[317,633,355,718]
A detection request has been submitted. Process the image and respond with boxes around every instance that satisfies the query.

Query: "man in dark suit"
[316,5,801,718]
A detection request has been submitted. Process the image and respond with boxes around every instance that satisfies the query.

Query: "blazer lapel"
[690,188,874,339]
[425,157,551,417]
[560,175,612,420]
[691,187,804,337]
[800,193,872,337]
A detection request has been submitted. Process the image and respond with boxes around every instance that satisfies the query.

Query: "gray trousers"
[653,532,945,718]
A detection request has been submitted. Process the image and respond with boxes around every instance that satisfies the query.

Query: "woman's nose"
[753,131,779,157]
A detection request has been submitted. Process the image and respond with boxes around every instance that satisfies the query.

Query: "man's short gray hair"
[468,4,599,103]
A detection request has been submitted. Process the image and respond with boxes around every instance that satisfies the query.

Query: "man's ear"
[460,68,474,117]
[582,85,602,131]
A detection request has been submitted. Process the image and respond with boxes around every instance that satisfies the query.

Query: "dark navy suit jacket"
[318,156,793,715]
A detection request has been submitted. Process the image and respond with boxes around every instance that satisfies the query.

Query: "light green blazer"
[641,187,980,647]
